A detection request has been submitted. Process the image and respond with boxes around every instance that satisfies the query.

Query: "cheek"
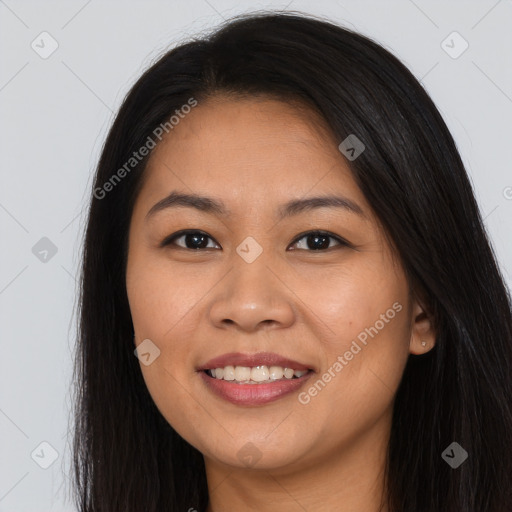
[126,252,202,338]
[126,254,212,425]
[127,272,205,444]
[290,257,407,344]
[295,262,411,415]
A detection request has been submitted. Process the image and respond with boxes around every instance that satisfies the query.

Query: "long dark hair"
[71,10,512,512]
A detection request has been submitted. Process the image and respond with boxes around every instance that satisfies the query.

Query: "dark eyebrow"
[146,191,228,220]
[278,194,365,219]
[145,190,365,221]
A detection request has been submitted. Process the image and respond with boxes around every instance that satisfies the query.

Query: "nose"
[208,254,295,333]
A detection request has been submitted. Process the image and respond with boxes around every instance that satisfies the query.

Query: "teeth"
[207,365,309,383]
[223,366,235,381]
[284,368,294,379]
[235,366,251,381]
[269,366,284,380]
[251,366,269,382]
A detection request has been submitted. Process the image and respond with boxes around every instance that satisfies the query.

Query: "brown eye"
[289,231,348,251]
[161,230,220,250]
[161,229,350,252]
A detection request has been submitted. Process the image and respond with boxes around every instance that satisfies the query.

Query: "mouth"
[203,365,312,384]
[197,352,316,406]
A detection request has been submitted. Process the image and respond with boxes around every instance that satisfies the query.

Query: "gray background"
[1,0,511,510]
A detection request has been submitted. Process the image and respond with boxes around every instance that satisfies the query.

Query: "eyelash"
[160,229,351,252]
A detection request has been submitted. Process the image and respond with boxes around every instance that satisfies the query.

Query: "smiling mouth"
[199,363,315,406]
[202,365,313,384]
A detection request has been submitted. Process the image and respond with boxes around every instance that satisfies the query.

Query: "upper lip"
[197,352,314,372]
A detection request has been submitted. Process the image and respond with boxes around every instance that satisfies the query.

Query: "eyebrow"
[145,190,365,221]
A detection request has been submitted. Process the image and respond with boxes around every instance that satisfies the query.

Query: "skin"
[125,95,436,512]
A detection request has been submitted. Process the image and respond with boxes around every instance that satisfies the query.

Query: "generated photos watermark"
[93,97,198,200]
[298,301,403,405]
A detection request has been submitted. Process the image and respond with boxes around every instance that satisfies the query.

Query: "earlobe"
[409,301,436,355]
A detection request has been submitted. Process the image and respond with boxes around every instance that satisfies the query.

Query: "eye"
[288,230,349,251]
[160,230,220,250]
[161,229,349,251]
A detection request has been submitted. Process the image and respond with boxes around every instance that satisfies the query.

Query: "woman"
[72,11,512,512]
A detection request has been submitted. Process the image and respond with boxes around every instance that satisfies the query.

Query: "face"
[125,96,433,472]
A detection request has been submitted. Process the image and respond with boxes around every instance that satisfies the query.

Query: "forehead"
[139,96,369,214]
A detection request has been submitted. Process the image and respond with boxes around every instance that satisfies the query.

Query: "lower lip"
[199,370,314,406]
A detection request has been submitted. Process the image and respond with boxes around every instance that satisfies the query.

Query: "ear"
[409,299,436,355]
